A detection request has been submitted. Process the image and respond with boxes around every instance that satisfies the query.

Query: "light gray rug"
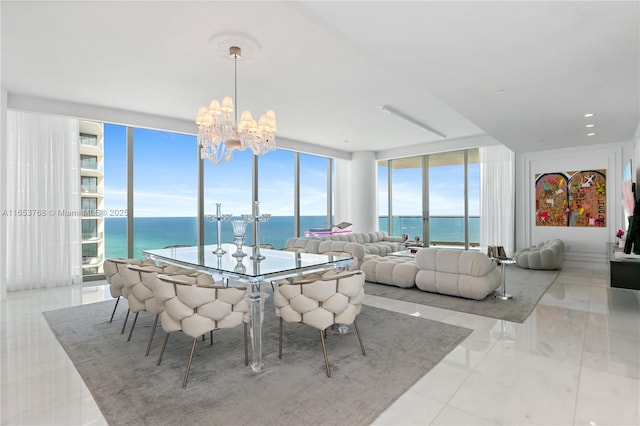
[44,299,471,426]
[365,266,559,323]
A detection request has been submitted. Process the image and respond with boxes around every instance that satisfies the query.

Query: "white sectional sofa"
[283,231,404,269]
[415,248,501,300]
[362,248,501,300]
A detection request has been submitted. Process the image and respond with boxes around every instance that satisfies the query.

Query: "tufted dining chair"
[273,269,366,378]
[103,258,156,326]
[154,274,250,388]
[123,263,198,355]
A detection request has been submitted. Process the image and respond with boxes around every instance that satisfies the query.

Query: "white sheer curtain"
[2,111,82,294]
[480,144,515,256]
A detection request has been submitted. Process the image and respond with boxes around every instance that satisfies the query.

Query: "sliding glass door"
[378,148,479,249]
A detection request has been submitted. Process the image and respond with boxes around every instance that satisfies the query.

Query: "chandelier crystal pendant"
[196,46,277,164]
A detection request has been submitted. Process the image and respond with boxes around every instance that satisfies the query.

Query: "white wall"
[517,141,631,264]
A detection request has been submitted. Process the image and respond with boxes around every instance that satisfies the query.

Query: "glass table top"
[142,244,352,279]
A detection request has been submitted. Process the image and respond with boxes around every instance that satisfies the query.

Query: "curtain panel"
[479,145,515,256]
[1,111,82,294]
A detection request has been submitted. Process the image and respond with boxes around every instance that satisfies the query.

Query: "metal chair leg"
[183,338,198,389]
[157,332,170,366]
[120,308,130,334]
[353,319,366,356]
[145,314,159,356]
[319,329,331,378]
[109,296,120,323]
[127,312,139,342]
[278,317,283,359]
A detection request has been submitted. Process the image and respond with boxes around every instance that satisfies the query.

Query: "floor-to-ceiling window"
[257,150,295,249]
[390,156,424,241]
[378,162,390,232]
[132,128,198,257]
[98,123,334,265]
[299,153,331,233]
[203,147,253,246]
[103,124,127,259]
[378,148,479,249]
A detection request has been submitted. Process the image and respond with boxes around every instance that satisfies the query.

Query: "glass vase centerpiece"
[231,219,249,258]
[206,203,232,254]
[245,201,271,261]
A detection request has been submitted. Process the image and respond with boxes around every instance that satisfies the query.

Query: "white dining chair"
[154,273,250,388]
[273,269,366,377]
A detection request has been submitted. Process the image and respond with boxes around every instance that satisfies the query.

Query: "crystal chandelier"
[196,46,276,164]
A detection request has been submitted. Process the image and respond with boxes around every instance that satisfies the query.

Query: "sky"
[103,123,330,217]
[103,123,479,218]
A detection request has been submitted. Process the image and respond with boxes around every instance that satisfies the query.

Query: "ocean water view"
[105,216,480,259]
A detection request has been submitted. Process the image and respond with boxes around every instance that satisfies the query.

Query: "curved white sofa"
[415,248,501,300]
[514,239,564,270]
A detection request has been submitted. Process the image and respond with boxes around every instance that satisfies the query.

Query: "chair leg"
[353,319,366,356]
[319,329,331,378]
[120,308,130,334]
[109,296,120,323]
[182,338,198,389]
[127,312,139,342]
[210,330,213,346]
[145,314,159,356]
[157,332,170,366]
[278,317,283,359]
[244,323,248,366]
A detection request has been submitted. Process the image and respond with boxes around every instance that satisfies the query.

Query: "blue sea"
[105,216,479,259]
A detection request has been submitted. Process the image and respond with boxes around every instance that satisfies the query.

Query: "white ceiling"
[2,1,638,156]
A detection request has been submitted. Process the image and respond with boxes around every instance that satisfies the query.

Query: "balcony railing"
[380,215,480,246]
[82,231,104,241]
[80,137,103,151]
[80,162,104,173]
[82,254,104,265]
[81,185,103,194]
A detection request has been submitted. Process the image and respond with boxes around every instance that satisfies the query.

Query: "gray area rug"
[44,298,471,426]
[365,266,559,323]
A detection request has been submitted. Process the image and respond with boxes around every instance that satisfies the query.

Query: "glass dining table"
[142,243,353,373]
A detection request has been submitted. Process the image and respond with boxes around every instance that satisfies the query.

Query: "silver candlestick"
[245,201,271,261]
[206,203,232,255]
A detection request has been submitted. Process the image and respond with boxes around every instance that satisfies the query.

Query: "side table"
[492,256,516,300]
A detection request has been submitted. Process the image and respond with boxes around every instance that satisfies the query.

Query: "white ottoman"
[360,255,418,288]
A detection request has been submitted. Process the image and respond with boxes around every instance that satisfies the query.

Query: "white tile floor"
[1,261,638,425]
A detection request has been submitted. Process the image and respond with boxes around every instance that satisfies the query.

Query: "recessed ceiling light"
[496,89,506,94]
[584,113,594,117]
[586,124,595,128]
[587,133,596,136]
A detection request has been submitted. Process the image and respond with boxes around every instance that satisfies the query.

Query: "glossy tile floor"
[1,261,638,425]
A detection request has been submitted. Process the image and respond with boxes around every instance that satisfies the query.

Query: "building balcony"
[82,232,104,242]
[82,254,104,266]
[80,162,104,173]
[81,185,103,195]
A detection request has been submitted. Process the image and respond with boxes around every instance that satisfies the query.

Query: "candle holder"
[231,219,249,258]
[245,201,271,261]
[206,203,232,255]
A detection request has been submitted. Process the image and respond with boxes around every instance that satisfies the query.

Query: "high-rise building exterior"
[79,121,105,275]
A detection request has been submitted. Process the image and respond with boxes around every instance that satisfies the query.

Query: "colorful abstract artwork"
[535,169,606,227]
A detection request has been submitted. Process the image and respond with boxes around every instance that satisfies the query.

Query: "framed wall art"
[535,169,606,227]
